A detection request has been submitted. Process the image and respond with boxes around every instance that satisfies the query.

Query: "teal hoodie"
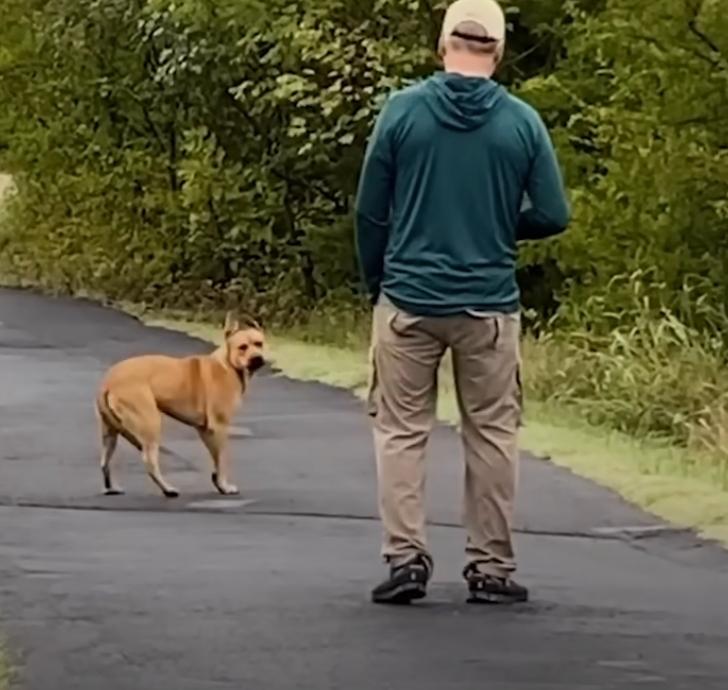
[355,72,570,315]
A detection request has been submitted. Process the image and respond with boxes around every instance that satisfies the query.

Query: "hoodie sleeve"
[516,114,571,241]
[355,98,396,303]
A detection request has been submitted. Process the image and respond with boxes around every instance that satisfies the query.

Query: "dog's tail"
[95,389,142,451]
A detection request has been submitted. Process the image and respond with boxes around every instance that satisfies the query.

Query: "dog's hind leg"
[134,402,179,499]
[198,426,239,496]
[141,441,179,499]
[96,401,124,496]
[107,386,179,499]
[100,422,123,496]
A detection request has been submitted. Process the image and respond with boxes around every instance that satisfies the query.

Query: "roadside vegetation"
[0,643,12,690]
[1,1,727,539]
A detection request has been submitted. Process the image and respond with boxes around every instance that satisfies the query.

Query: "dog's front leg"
[198,426,239,495]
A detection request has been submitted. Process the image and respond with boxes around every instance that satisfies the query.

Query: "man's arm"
[516,115,570,241]
[354,99,396,303]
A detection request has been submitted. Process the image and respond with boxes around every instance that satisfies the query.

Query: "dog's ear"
[223,311,240,337]
[241,315,262,331]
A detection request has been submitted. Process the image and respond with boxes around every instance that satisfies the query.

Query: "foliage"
[1,0,728,467]
[517,0,728,328]
[3,0,725,330]
[0,0,576,316]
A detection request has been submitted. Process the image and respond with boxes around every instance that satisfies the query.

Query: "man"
[355,0,570,605]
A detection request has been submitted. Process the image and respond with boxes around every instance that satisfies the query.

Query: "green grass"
[141,313,728,548]
[0,174,13,197]
[0,643,12,690]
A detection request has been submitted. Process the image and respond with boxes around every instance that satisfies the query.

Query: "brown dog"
[95,312,265,498]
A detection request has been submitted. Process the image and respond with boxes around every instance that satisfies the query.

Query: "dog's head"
[223,312,266,375]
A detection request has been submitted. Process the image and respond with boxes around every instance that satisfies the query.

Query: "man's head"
[438,0,506,77]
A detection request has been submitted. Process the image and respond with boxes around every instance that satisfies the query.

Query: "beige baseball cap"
[440,0,506,44]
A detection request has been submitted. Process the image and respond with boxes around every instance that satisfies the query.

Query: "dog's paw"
[213,474,239,496]
[104,488,125,496]
[163,488,180,499]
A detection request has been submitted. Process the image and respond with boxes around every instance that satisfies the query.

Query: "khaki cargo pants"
[367,298,522,578]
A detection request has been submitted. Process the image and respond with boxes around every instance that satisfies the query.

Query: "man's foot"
[371,555,431,605]
[464,565,529,604]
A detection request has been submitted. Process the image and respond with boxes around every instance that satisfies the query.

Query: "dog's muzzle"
[247,355,265,373]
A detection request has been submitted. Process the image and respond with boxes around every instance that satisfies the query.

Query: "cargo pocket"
[515,363,524,428]
[366,344,379,418]
[387,308,422,339]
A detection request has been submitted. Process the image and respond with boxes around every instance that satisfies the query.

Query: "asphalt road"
[1,287,727,690]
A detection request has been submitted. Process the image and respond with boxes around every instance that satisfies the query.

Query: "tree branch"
[688,19,721,56]
[626,29,722,70]
[686,0,725,66]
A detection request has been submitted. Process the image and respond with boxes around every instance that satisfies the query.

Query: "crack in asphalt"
[0,498,688,542]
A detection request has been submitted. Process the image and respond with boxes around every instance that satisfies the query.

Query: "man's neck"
[444,59,495,79]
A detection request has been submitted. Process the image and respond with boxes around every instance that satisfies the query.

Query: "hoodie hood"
[423,72,505,131]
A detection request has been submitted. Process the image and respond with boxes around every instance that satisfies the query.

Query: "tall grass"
[220,270,728,488]
[525,272,728,485]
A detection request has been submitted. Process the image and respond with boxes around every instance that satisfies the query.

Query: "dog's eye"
[253,341,263,348]
[238,344,249,352]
